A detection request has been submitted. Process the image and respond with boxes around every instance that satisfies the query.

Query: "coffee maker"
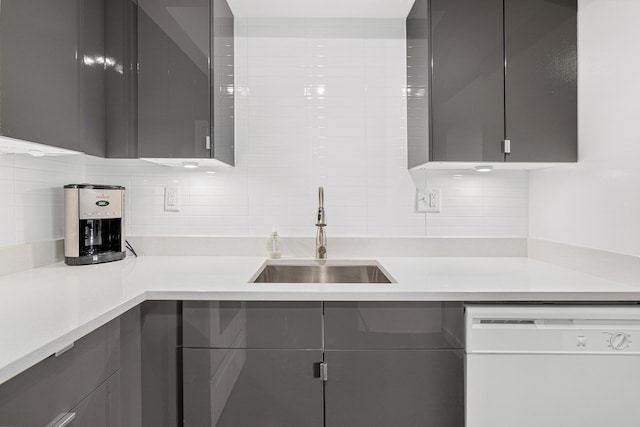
[64,184,126,265]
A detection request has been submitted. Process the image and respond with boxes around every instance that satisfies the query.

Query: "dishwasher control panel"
[466,305,640,355]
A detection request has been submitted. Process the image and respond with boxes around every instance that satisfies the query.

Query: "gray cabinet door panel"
[211,0,234,165]
[184,348,324,427]
[324,302,464,350]
[0,0,81,151]
[183,301,323,349]
[82,0,107,157]
[70,372,121,427]
[0,320,120,426]
[105,0,138,158]
[406,0,430,168]
[324,350,464,427]
[430,0,504,162]
[504,0,577,162]
[137,0,210,158]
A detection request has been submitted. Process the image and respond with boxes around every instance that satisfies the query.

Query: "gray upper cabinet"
[410,0,577,165]
[427,0,504,163]
[504,0,577,162]
[105,0,139,158]
[82,0,107,157]
[0,0,82,151]
[137,0,234,163]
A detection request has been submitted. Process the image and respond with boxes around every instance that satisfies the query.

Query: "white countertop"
[1,255,639,385]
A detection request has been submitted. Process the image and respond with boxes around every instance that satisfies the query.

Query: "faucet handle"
[318,186,324,208]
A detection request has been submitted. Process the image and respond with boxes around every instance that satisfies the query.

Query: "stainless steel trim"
[54,342,75,357]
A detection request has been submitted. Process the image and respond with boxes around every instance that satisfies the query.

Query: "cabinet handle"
[502,139,511,154]
[205,135,211,150]
[47,412,76,427]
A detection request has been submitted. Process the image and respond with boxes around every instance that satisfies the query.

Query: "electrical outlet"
[164,187,180,212]
[416,188,440,213]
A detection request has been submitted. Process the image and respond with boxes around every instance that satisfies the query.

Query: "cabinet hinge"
[319,362,328,381]
[502,139,511,154]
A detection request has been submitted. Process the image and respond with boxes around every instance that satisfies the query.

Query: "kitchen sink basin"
[250,260,394,284]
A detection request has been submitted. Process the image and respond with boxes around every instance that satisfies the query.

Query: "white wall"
[529,0,640,257]
[0,18,529,247]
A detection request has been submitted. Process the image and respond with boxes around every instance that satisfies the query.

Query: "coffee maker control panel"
[79,188,123,219]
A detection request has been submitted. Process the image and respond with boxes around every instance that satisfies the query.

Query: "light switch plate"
[164,187,180,212]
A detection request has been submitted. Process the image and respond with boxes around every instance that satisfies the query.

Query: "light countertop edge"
[1,255,639,385]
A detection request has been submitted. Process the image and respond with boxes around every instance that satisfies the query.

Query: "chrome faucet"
[315,186,327,259]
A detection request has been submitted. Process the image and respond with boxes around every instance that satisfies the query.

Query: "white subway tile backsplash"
[0,18,530,248]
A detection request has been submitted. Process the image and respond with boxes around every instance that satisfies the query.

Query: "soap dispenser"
[266,226,283,259]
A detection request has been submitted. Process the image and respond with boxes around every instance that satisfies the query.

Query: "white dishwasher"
[465,305,640,427]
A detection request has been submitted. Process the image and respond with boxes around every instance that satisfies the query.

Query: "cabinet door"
[138,0,210,158]
[324,350,464,427]
[0,0,81,151]
[504,0,577,162]
[324,302,464,350]
[82,0,107,157]
[105,0,138,158]
[183,301,323,349]
[69,372,121,427]
[0,320,120,426]
[183,348,324,427]
[211,0,234,165]
[406,0,430,168]
[429,0,504,162]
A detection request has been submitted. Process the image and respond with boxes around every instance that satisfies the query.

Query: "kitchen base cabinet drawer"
[183,348,324,427]
[0,320,120,426]
[183,301,322,349]
[324,302,464,350]
[68,372,121,427]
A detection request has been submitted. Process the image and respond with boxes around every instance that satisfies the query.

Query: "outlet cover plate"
[164,186,180,212]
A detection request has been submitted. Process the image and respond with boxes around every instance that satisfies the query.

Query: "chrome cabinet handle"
[46,412,76,427]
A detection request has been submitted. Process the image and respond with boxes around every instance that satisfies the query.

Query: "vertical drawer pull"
[47,412,76,427]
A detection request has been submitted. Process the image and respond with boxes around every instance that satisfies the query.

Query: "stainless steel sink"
[250,260,394,284]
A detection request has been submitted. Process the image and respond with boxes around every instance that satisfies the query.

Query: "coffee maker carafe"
[64,184,126,265]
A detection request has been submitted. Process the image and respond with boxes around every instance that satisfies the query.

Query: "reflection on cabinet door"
[324,302,464,350]
[324,350,464,427]
[183,348,324,427]
[183,301,323,349]
[70,373,121,427]
[137,0,210,158]
[429,0,504,162]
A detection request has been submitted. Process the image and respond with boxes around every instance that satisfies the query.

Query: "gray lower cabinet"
[183,301,465,427]
[324,302,465,427]
[183,349,324,427]
[324,350,464,427]
[69,372,122,427]
[182,301,324,427]
[0,320,120,426]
